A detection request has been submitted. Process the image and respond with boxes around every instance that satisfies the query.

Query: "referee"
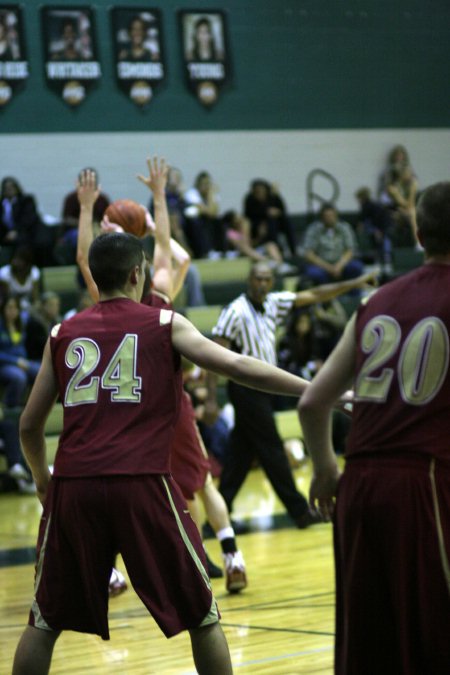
[209,261,376,528]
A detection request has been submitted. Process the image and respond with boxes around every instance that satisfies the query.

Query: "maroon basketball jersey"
[50,297,182,477]
[347,264,450,460]
[142,290,172,310]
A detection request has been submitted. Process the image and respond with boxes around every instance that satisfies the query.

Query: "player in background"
[76,158,247,592]
[299,181,450,674]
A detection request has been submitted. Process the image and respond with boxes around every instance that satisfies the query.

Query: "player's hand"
[309,464,340,521]
[100,214,124,233]
[359,268,381,288]
[137,156,168,195]
[77,169,99,208]
[34,470,52,506]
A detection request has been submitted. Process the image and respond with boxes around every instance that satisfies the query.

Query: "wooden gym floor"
[0,460,340,674]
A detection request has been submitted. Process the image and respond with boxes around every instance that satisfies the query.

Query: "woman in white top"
[0,247,41,310]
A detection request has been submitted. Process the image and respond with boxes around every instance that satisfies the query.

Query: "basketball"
[104,199,147,238]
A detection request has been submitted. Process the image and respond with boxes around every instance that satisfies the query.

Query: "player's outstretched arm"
[76,169,100,303]
[171,313,310,397]
[20,339,59,505]
[294,269,378,307]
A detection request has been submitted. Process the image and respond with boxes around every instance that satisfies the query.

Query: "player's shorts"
[334,454,450,675]
[28,474,219,640]
[170,392,211,501]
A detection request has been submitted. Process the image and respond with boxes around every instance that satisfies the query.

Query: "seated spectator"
[355,187,394,268]
[25,291,61,361]
[380,163,418,247]
[0,247,41,311]
[63,289,94,320]
[56,167,110,265]
[277,306,350,452]
[312,298,348,360]
[243,179,297,256]
[378,144,413,195]
[0,177,46,263]
[302,203,364,288]
[222,210,284,265]
[0,295,40,408]
[0,407,35,494]
[183,171,223,258]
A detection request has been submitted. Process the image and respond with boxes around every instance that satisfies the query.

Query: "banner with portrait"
[179,10,230,107]
[111,7,165,107]
[41,6,101,107]
[0,5,28,108]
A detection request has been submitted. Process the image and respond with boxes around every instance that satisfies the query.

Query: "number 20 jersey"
[50,297,182,477]
[347,264,450,460]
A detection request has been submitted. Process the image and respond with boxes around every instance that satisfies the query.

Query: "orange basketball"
[104,199,147,238]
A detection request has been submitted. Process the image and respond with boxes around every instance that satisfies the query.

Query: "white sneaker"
[17,478,37,495]
[8,463,29,481]
[109,568,128,597]
[223,551,247,594]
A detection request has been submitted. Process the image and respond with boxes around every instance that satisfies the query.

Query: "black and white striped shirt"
[212,291,296,365]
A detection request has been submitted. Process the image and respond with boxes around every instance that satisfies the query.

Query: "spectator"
[378,143,414,195]
[380,163,418,247]
[355,187,394,269]
[312,298,348,360]
[56,168,110,265]
[25,291,61,361]
[0,408,35,494]
[0,246,41,310]
[303,203,364,288]
[0,295,40,408]
[244,179,297,256]
[222,210,284,266]
[0,177,44,260]
[63,289,94,320]
[184,171,223,258]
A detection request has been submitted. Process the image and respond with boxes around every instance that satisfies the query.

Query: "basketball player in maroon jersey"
[76,158,247,592]
[13,231,316,674]
[299,181,450,674]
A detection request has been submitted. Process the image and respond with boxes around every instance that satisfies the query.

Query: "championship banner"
[111,7,165,107]
[179,10,230,107]
[0,5,28,108]
[41,6,101,107]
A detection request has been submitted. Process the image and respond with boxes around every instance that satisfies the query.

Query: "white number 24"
[64,334,142,406]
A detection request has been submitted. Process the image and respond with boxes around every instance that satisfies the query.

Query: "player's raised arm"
[76,169,100,303]
[137,156,173,299]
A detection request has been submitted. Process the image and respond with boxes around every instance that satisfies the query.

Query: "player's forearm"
[20,427,49,485]
[153,192,171,251]
[76,204,100,303]
[297,404,337,472]
[227,354,310,397]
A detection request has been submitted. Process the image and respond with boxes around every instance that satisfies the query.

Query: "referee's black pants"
[219,382,309,522]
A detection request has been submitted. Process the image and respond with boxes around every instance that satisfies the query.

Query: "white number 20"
[355,316,449,406]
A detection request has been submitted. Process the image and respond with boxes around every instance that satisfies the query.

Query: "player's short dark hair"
[89,233,144,292]
[416,182,450,255]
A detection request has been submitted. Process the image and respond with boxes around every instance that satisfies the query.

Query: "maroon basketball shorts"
[28,474,219,640]
[170,392,211,501]
[334,454,450,675]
